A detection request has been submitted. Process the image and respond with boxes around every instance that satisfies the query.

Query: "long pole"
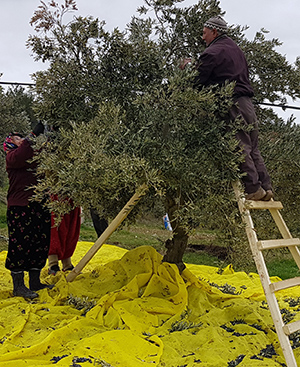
[66,185,148,282]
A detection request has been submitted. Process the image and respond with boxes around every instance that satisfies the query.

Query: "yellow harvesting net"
[0,242,299,366]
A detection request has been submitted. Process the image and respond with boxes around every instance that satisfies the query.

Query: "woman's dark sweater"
[6,139,38,207]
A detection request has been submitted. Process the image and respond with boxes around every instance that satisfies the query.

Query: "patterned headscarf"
[3,133,23,153]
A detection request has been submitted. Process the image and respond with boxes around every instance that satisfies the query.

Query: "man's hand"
[179,58,192,70]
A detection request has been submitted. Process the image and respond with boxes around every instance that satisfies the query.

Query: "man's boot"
[245,186,266,201]
[29,269,54,291]
[11,271,38,299]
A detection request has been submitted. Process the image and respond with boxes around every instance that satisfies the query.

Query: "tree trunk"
[162,194,188,273]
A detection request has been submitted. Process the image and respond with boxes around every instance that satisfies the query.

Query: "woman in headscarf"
[3,123,53,299]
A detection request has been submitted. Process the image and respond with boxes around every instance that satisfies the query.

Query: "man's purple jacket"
[194,34,254,99]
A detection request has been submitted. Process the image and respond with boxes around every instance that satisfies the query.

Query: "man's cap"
[204,16,228,33]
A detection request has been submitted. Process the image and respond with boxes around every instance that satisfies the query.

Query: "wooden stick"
[66,185,148,282]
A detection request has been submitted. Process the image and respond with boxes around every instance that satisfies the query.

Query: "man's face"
[202,27,217,46]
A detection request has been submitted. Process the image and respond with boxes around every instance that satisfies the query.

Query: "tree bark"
[162,194,188,273]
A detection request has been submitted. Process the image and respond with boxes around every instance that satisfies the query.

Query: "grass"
[0,200,299,279]
[81,215,220,263]
[268,258,300,279]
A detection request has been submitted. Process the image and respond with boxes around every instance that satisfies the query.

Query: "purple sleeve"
[193,52,216,87]
[6,139,34,169]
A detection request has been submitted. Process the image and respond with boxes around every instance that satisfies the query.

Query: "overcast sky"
[1,0,299,122]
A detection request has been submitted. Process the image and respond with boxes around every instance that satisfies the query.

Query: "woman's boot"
[29,269,54,291]
[11,271,38,299]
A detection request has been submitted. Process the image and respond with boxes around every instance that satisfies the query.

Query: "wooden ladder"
[232,182,300,367]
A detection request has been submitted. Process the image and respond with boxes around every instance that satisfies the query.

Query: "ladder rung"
[244,200,283,210]
[233,183,299,366]
[257,238,300,250]
[283,320,300,335]
[270,277,300,292]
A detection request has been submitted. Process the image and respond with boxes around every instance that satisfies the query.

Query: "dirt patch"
[188,243,228,260]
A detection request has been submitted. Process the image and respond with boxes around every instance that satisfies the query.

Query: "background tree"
[27,0,300,270]
[0,85,35,191]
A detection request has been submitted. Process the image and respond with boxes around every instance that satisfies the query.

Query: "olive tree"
[27,0,300,270]
[0,86,35,190]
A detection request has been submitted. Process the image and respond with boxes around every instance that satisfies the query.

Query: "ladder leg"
[232,181,298,367]
[268,208,300,269]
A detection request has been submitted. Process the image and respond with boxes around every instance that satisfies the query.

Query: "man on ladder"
[181,16,273,201]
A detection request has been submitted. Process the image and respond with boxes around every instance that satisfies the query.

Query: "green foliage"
[0,87,32,137]
[169,310,202,333]
[24,0,300,268]
[0,86,35,140]
[0,86,35,187]
[249,117,300,239]
[66,294,96,315]
[205,281,241,295]
[34,102,160,219]
[232,28,300,104]
[29,1,243,226]
[0,201,6,225]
